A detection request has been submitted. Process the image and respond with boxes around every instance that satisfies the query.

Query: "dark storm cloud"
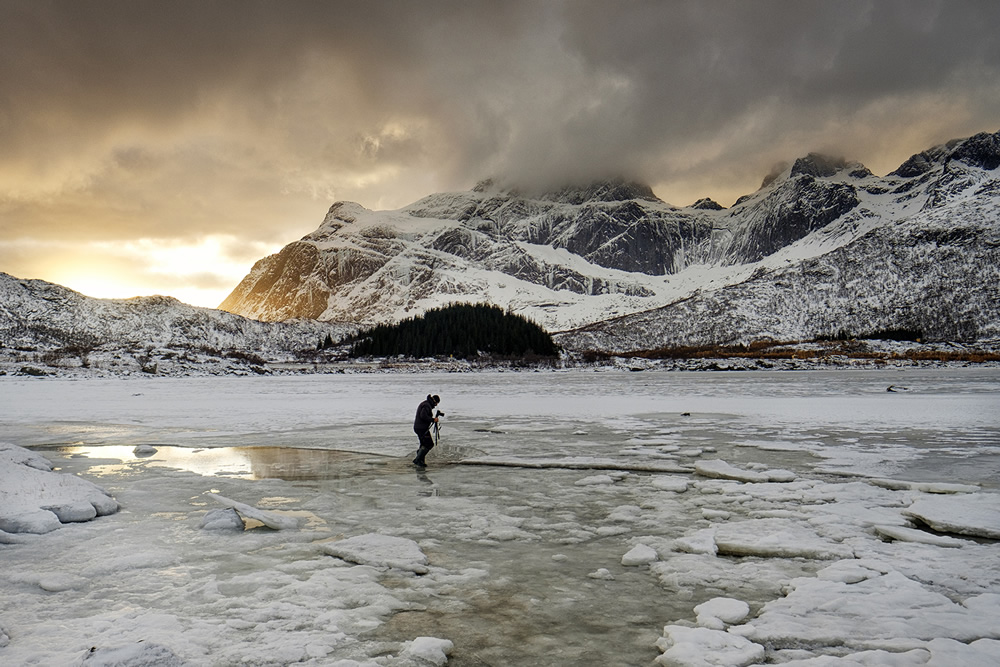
[545,0,1000,197]
[1,0,998,281]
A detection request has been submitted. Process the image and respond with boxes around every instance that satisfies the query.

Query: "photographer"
[412,394,442,467]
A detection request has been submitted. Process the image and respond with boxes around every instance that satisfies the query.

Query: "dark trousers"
[413,428,434,465]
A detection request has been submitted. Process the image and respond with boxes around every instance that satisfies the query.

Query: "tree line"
[346,303,560,359]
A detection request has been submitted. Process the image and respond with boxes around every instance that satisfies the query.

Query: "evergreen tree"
[347,303,560,359]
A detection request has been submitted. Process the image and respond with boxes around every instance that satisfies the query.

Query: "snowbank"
[0,443,119,534]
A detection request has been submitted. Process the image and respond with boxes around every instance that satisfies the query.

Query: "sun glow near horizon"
[10,235,282,309]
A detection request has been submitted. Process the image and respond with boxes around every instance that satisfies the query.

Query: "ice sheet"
[1,368,998,664]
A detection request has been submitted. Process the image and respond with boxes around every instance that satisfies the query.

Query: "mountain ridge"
[218,129,1000,346]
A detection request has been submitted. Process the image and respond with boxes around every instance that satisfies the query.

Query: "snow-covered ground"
[2,368,999,665]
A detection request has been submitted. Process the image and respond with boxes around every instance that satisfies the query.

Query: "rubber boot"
[412,446,430,467]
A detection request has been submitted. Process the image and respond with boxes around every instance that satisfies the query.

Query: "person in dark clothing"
[412,394,441,467]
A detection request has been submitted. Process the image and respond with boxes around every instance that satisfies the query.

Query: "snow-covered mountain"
[0,273,349,367]
[219,131,1000,349]
[559,133,1000,352]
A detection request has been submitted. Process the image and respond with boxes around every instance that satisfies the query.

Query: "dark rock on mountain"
[790,153,848,178]
[690,198,725,210]
[949,131,1000,171]
[725,174,860,264]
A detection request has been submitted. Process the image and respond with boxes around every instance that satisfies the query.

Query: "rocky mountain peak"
[472,177,660,205]
[891,130,1000,178]
[538,180,660,205]
[790,153,848,179]
[690,197,725,210]
[760,154,872,190]
[949,130,1000,171]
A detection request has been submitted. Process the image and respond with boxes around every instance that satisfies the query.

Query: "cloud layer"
[2,0,998,304]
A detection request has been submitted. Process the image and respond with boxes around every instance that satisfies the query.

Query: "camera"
[435,410,445,417]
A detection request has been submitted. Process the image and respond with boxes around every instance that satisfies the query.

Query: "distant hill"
[0,272,351,375]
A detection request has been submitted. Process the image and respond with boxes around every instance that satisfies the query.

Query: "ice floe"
[401,637,454,666]
[323,533,430,574]
[869,478,982,494]
[873,524,966,548]
[622,543,659,566]
[713,518,856,559]
[903,493,1000,539]
[3,371,999,665]
[651,476,690,492]
[748,568,1000,646]
[694,459,796,483]
[654,625,764,667]
[694,597,751,629]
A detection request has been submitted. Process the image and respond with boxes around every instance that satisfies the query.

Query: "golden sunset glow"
[50,236,284,307]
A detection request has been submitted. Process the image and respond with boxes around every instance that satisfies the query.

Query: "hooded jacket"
[413,395,439,433]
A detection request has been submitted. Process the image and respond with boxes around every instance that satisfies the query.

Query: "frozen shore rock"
[206,493,300,530]
[0,443,119,534]
[199,508,245,531]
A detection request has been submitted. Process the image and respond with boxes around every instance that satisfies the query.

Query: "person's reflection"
[414,467,437,495]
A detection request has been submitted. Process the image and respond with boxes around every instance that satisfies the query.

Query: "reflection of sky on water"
[58,445,395,482]
[60,445,254,478]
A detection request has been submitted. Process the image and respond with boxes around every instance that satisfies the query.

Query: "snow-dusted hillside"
[559,134,1000,352]
[0,273,351,372]
[219,131,1000,348]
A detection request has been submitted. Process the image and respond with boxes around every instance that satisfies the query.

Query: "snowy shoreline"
[1,370,998,665]
[3,345,999,379]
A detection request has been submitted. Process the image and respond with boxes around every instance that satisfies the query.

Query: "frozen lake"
[2,368,1000,665]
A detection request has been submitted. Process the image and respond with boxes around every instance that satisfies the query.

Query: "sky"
[1,0,999,308]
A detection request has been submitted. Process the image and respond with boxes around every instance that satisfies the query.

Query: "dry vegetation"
[584,338,1000,364]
